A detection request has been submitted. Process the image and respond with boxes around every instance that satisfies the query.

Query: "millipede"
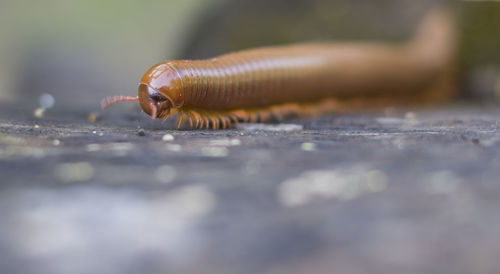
[101,8,457,129]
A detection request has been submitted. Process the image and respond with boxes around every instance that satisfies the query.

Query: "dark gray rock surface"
[1,103,500,274]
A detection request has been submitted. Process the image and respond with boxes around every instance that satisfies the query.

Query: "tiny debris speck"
[33,108,46,119]
[137,129,146,136]
[162,134,175,141]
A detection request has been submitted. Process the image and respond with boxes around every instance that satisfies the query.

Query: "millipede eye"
[150,94,166,103]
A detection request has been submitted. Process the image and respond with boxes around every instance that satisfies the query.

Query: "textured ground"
[1,103,500,274]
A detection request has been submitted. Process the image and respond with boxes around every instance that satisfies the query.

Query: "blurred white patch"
[4,184,216,273]
[86,143,101,152]
[278,165,388,207]
[201,147,229,157]
[392,136,412,150]
[477,136,500,147]
[12,206,88,257]
[365,170,389,192]
[166,144,182,152]
[423,170,463,194]
[0,146,46,159]
[39,93,55,109]
[154,165,176,184]
[85,143,134,156]
[209,138,241,146]
[300,142,316,151]
[365,220,429,266]
[108,142,134,151]
[241,159,261,176]
[404,112,417,120]
[54,162,95,183]
[375,117,405,125]
[161,184,216,218]
[236,123,303,132]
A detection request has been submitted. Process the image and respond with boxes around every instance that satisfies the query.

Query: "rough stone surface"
[1,103,500,274]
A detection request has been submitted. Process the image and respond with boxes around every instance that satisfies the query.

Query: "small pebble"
[88,112,100,122]
[162,134,175,141]
[33,107,46,119]
[137,129,146,136]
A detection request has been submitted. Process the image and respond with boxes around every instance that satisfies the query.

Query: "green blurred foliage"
[180,0,440,59]
[0,0,210,105]
[1,0,500,106]
[459,1,500,68]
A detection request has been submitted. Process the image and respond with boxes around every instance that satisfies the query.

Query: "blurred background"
[3,1,500,274]
[1,0,500,114]
[0,0,209,111]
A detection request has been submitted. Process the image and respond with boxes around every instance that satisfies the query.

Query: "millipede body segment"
[102,8,457,129]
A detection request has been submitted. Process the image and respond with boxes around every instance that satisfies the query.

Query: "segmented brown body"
[102,8,457,129]
[168,44,433,110]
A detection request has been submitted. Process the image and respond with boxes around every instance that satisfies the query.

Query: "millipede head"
[138,84,173,119]
[100,85,174,120]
